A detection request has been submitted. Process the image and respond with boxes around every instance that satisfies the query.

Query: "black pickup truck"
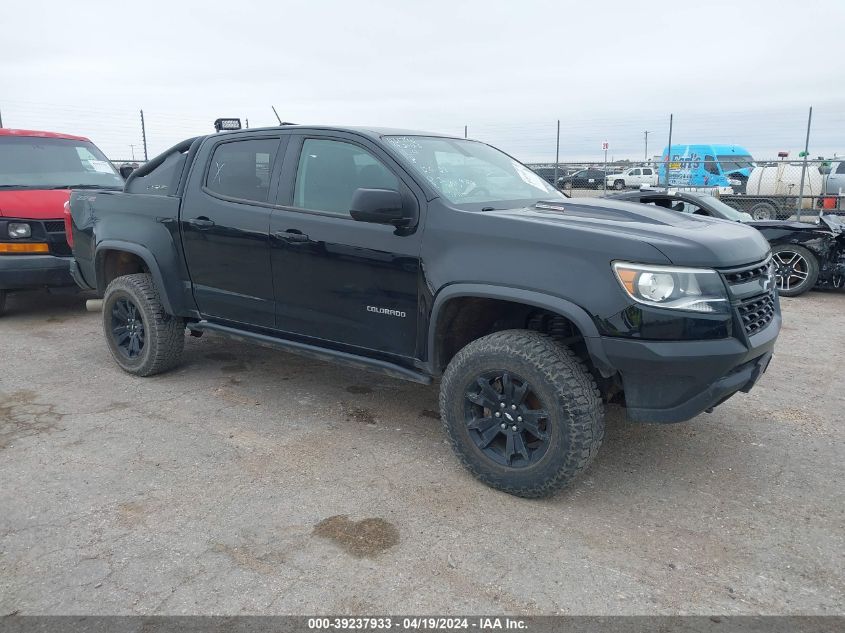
[69,124,781,497]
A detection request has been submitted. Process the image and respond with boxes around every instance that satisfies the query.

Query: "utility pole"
[140,110,148,161]
[129,144,136,161]
[664,114,673,187]
[554,120,560,187]
[245,118,249,129]
[0,107,4,128]
[796,106,813,222]
[464,125,467,139]
[644,130,651,163]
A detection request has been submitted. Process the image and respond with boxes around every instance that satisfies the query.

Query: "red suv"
[0,128,123,314]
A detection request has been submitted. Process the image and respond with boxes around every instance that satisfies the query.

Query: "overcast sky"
[2,0,844,161]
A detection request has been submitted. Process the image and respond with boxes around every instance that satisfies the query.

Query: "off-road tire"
[772,244,819,297]
[439,329,604,498]
[102,273,185,376]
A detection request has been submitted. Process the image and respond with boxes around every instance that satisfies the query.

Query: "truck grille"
[737,292,776,337]
[41,220,71,256]
[723,260,770,285]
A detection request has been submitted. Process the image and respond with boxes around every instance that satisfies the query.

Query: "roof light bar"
[214,118,242,132]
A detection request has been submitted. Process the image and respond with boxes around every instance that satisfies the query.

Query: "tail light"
[63,200,74,248]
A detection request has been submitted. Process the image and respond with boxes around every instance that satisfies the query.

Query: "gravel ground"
[0,289,843,615]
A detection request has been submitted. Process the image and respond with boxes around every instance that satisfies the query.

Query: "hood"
[0,189,71,220]
[488,198,772,268]
[747,219,820,231]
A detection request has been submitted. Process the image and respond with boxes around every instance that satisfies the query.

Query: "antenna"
[271,106,282,125]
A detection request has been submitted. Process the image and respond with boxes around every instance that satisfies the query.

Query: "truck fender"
[427,283,615,377]
[94,240,177,315]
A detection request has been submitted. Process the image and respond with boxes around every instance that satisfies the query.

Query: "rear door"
[268,132,423,358]
[180,134,285,327]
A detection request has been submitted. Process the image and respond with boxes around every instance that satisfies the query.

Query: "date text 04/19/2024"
[307,617,528,630]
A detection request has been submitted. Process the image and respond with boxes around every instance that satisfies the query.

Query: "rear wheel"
[772,244,819,297]
[439,330,604,498]
[103,273,185,376]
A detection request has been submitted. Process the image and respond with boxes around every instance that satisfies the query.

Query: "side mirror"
[349,188,412,227]
[118,164,136,179]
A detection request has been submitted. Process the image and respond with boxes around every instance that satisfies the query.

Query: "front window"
[716,155,754,172]
[384,136,563,207]
[0,136,123,189]
[293,138,399,216]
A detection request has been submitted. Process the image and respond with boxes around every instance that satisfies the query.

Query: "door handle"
[187,217,215,229]
[273,230,310,243]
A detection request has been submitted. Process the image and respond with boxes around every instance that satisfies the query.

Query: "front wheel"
[439,330,604,498]
[613,180,625,190]
[103,273,185,376]
[772,244,819,297]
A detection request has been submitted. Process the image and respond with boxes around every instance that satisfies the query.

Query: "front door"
[269,134,422,358]
[181,135,284,327]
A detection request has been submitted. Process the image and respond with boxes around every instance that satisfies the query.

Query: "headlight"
[8,223,32,238]
[612,261,729,313]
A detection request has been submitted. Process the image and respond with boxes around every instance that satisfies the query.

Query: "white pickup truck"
[606,166,658,190]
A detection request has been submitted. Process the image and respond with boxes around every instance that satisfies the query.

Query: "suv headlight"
[612,262,729,313]
[8,222,32,238]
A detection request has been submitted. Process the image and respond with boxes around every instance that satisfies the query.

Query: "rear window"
[205,139,278,203]
[0,136,123,189]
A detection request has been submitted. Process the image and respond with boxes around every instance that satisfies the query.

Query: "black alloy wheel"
[110,297,146,359]
[464,370,551,468]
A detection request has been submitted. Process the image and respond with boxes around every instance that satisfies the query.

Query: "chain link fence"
[2,99,843,221]
[526,158,845,221]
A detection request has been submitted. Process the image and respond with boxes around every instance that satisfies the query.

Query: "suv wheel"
[102,273,185,376]
[772,244,819,297]
[439,330,604,498]
[613,179,625,190]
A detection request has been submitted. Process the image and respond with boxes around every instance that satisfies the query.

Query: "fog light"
[8,223,31,238]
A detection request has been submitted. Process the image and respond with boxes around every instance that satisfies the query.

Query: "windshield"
[716,155,755,172]
[687,193,753,222]
[384,136,564,206]
[0,136,124,189]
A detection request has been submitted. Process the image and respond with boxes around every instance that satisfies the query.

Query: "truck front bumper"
[0,254,74,291]
[600,313,780,423]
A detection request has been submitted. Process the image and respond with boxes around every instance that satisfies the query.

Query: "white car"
[606,167,658,190]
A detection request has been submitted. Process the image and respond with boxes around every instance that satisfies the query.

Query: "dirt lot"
[0,290,843,615]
